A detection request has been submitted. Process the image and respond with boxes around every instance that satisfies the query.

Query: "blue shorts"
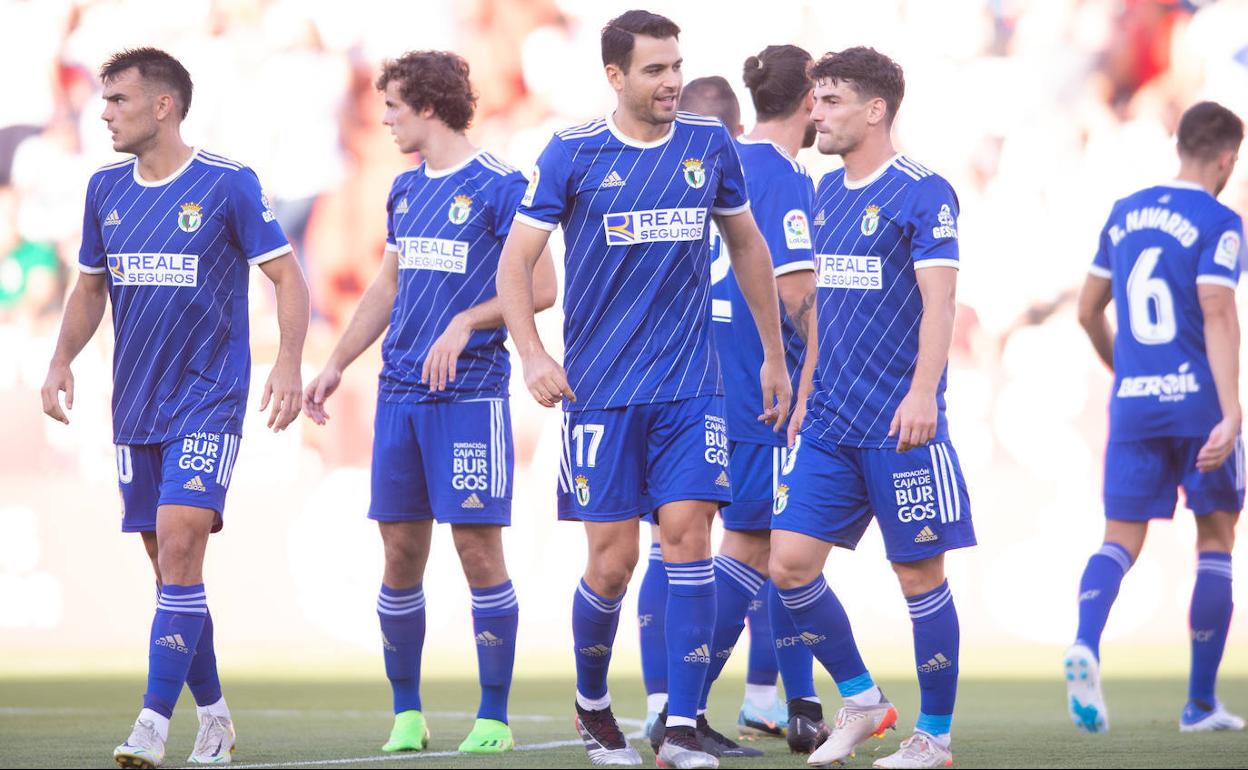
[558,395,732,522]
[115,433,241,533]
[720,441,788,532]
[772,434,976,563]
[369,399,512,525]
[1103,436,1245,520]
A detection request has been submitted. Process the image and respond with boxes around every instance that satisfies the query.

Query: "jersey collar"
[1159,179,1207,193]
[606,111,675,149]
[737,136,797,163]
[423,149,484,178]
[132,148,199,188]
[842,152,903,190]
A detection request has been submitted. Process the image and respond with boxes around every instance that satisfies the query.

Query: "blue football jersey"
[1091,181,1244,441]
[712,138,814,445]
[380,151,524,403]
[78,149,290,444]
[515,111,750,412]
[805,155,960,449]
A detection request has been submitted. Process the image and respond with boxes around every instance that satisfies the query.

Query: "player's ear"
[867,96,888,127]
[605,63,625,93]
[153,92,175,122]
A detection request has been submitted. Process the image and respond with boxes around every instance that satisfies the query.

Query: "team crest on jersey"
[773,483,789,515]
[860,204,880,236]
[448,195,473,225]
[682,158,706,189]
[177,202,203,233]
[574,474,591,506]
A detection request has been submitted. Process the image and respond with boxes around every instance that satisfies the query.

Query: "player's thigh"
[558,405,646,522]
[368,400,433,523]
[656,498,717,561]
[770,434,873,553]
[421,399,512,526]
[644,395,733,512]
[1182,435,1246,525]
[1103,438,1182,521]
[862,440,976,564]
[156,433,239,533]
[154,503,217,582]
[116,443,161,534]
[718,441,783,535]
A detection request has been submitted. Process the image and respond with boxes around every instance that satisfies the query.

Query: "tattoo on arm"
[792,291,816,343]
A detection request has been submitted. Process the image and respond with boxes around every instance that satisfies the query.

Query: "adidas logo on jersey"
[683,644,711,664]
[579,643,611,657]
[104,209,122,227]
[155,634,190,654]
[395,198,409,215]
[799,630,826,646]
[914,525,938,543]
[476,631,505,647]
[918,652,952,673]
[714,470,730,488]
[183,475,207,492]
[600,170,626,188]
[461,493,485,509]
[814,210,826,226]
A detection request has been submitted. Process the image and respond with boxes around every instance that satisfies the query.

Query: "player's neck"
[745,119,803,159]
[611,108,671,144]
[419,131,478,174]
[135,137,194,183]
[841,133,896,185]
[1175,161,1221,197]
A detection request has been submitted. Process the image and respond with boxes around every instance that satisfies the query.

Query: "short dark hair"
[678,76,740,129]
[809,47,905,124]
[99,47,193,120]
[375,50,477,132]
[743,45,812,121]
[1177,101,1244,162]
[601,10,681,71]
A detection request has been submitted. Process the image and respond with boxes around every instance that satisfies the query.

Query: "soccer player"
[40,48,308,768]
[1066,101,1245,734]
[497,11,791,769]
[303,50,557,754]
[768,47,976,769]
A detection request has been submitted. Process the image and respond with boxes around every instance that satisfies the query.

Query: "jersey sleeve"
[384,177,401,253]
[712,127,750,216]
[514,137,574,232]
[227,168,291,265]
[1089,217,1113,279]
[77,176,106,274]
[905,175,960,269]
[755,170,815,276]
[491,171,528,241]
[1196,213,1244,290]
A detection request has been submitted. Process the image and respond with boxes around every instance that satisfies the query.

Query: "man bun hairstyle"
[809,46,905,125]
[1177,101,1244,162]
[376,50,477,132]
[743,44,813,120]
[99,47,193,120]
[601,9,681,72]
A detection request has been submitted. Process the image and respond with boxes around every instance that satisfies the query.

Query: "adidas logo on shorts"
[461,493,485,509]
[918,652,952,673]
[914,525,938,543]
[183,476,207,492]
[600,170,626,188]
[476,631,505,647]
[683,644,711,664]
[714,470,730,488]
[155,634,190,654]
[579,643,611,657]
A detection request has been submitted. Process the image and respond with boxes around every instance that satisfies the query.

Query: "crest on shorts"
[177,202,202,233]
[575,474,591,506]
[448,195,472,225]
[682,158,706,189]
[773,483,790,515]
[860,204,880,236]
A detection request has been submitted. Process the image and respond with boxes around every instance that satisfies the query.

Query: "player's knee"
[585,560,634,597]
[768,553,815,590]
[455,538,507,586]
[891,559,944,597]
[1195,512,1236,552]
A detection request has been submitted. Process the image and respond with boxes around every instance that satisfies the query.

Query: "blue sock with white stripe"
[1189,552,1233,706]
[637,543,668,700]
[665,559,716,726]
[777,576,880,705]
[144,584,208,718]
[769,581,817,701]
[470,580,519,722]
[378,584,426,714]
[185,609,222,707]
[746,580,779,688]
[697,555,764,710]
[1074,542,1133,659]
[908,581,958,746]
[572,579,624,708]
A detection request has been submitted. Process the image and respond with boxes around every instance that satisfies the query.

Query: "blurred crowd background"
[3,0,1248,679]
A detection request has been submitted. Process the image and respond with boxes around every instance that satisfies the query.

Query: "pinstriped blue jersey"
[1091,182,1244,440]
[77,149,290,444]
[380,151,524,403]
[806,154,960,449]
[515,111,750,412]
[712,138,814,445]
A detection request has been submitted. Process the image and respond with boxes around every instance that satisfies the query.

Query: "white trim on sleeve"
[1197,274,1239,290]
[247,244,293,266]
[384,243,398,253]
[513,212,557,232]
[774,260,815,277]
[1088,265,1112,279]
[711,201,751,217]
[79,264,107,274]
[913,258,960,270]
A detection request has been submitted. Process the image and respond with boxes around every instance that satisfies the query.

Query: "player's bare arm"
[258,252,309,432]
[1077,273,1115,370]
[1196,283,1241,472]
[717,209,792,428]
[777,269,817,446]
[497,222,574,408]
[424,245,557,392]
[41,271,108,424]
[891,265,956,452]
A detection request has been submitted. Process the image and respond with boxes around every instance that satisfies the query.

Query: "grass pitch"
[1,676,1245,768]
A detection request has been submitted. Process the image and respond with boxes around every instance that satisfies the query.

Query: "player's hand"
[421,314,471,393]
[1197,414,1241,472]
[889,388,937,452]
[261,359,303,432]
[521,349,575,408]
[303,366,342,426]
[41,361,74,425]
[786,394,807,448]
[757,355,792,430]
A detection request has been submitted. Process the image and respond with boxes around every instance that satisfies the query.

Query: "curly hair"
[375,50,477,131]
[809,47,905,125]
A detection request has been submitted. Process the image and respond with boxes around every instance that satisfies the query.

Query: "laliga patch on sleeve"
[1214,230,1242,271]
[783,209,812,249]
[521,167,539,208]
